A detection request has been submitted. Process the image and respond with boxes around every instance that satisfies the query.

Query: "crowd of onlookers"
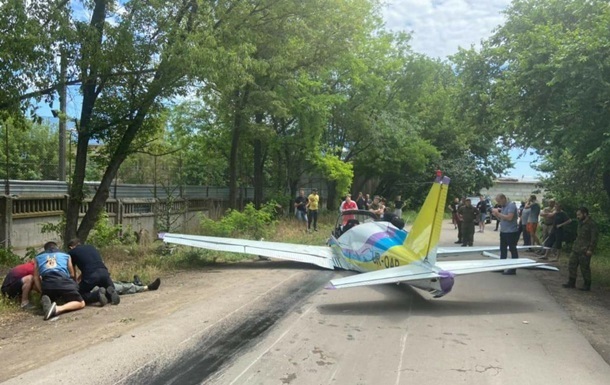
[450,194,598,290]
[294,189,405,232]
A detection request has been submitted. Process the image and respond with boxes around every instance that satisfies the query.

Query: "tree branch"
[0,69,158,110]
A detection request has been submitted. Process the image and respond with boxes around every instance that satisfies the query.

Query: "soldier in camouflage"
[562,207,599,291]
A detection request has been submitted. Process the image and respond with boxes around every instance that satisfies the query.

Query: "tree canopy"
[3,0,608,243]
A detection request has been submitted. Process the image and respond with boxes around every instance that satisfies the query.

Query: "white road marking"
[395,300,413,385]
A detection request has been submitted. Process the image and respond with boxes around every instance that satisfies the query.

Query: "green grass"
[0,294,19,313]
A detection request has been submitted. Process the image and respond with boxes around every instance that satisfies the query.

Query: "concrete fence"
[0,195,227,253]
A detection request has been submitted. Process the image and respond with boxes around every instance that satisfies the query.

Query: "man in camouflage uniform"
[562,207,598,291]
[458,198,479,247]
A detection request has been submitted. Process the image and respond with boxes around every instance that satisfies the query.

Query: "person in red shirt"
[340,194,358,225]
[1,260,36,309]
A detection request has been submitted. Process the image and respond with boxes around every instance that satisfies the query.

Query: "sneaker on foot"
[21,302,35,310]
[106,286,120,305]
[147,278,161,291]
[44,302,57,321]
[41,295,52,315]
[98,287,108,307]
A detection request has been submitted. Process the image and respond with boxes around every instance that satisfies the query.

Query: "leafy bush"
[0,246,22,267]
[40,216,66,242]
[88,211,137,248]
[41,211,137,249]
[200,202,278,239]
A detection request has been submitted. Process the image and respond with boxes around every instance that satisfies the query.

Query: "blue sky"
[382,0,542,179]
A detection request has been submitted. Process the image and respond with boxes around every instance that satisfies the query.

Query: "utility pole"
[4,122,9,195]
[58,48,67,181]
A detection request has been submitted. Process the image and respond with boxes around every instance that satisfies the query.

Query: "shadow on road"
[318,282,537,317]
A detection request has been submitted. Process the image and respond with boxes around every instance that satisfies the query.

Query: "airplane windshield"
[333,210,378,238]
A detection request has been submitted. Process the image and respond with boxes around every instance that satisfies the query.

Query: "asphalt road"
[3,221,610,384]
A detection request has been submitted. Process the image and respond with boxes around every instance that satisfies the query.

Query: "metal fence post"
[0,195,12,248]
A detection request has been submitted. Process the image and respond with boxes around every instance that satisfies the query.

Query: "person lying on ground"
[113,277,161,295]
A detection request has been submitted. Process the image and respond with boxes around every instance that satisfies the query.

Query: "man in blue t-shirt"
[33,241,86,320]
[492,194,520,275]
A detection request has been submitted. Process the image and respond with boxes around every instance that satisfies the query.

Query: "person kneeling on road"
[67,238,119,306]
[34,241,86,320]
[1,260,37,310]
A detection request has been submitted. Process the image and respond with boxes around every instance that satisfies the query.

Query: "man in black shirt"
[476,195,488,233]
[356,192,366,210]
[68,238,120,306]
[294,189,308,230]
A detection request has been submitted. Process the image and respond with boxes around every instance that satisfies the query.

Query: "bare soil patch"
[532,257,610,363]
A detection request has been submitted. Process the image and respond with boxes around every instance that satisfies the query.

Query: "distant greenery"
[200,202,278,240]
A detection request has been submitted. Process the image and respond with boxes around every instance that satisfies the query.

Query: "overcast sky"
[382,0,541,179]
[382,0,510,58]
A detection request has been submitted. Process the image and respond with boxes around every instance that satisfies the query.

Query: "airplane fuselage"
[328,221,455,297]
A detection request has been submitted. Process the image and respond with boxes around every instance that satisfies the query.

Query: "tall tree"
[0,118,59,180]
[204,0,381,209]
[460,0,610,203]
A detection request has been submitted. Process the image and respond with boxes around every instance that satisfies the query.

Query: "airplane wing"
[435,258,558,274]
[328,263,440,289]
[437,245,543,256]
[328,258,557,290]
[479,252,559,271]
[162,233,337,270]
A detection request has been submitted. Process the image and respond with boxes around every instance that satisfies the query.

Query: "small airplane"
[163,173,556,298]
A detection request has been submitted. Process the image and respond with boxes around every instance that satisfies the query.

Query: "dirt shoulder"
[532,260,610,363]
[0,261,322,382]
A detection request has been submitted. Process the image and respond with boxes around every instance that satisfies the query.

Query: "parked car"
[467,196,492,224]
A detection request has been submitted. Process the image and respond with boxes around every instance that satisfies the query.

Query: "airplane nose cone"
[439,270,455,294]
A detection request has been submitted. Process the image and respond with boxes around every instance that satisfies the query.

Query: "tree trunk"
[228,88,249,210]
[253,138,264,209]
[252,113,265,209]
[326,180,337,211]
[603,168,610,204]
[64,0,107,244]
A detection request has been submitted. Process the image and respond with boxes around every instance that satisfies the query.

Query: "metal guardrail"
[0,180,248,200]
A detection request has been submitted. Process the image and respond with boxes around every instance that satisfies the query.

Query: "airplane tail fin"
[402,173,450,265]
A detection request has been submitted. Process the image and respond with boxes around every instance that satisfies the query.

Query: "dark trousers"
[522,225,531,245]
[456,220,463,242]
[79,269,115,304]
[568,251,592,282]
[307,209,318,230]
[461,222,475,246]
[500,231,520,260]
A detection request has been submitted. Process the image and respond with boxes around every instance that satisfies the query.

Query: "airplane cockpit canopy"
[333,210,378,238]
